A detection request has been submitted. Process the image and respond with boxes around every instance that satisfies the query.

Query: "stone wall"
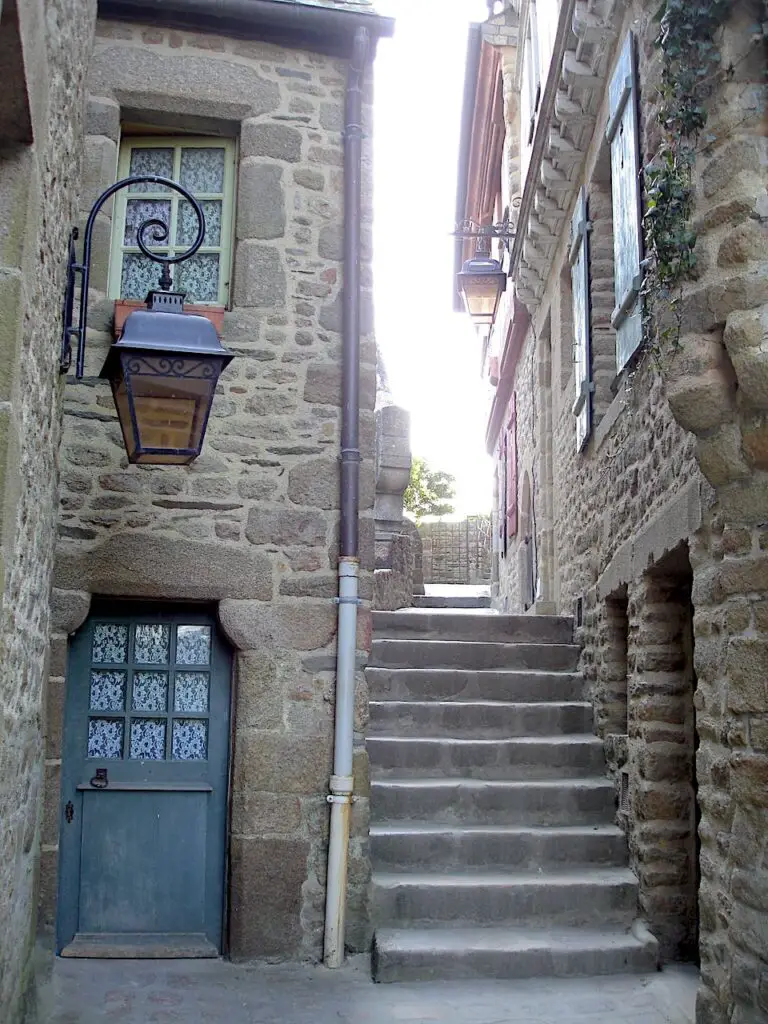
[41,18,377,962]
[0,2,95,1020]
[489,0,768,1017]
[419,516,492,586]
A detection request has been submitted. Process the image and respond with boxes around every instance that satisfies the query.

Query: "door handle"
[90,768,109,789]
[65,801,74,824]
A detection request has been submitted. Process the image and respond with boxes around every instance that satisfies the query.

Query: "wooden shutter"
[606,31,643,371]
[506,396,518,539]
[569,187,592,451]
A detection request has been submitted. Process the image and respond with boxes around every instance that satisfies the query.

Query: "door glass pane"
[128,147,174,190]
[89,671,126,712]
[175,254,220,303]
[87,719,124,759]
[134,624,170,664]
[124,199,172,246]
[129,719,166,760]
[172,719,208,760]
[176,199,222,247]
[179,147,225,193]
[121,253,169,300]
[175,626,211,666]
[132,671,168,712]
[174,672,209,713]
[92,624,128,664]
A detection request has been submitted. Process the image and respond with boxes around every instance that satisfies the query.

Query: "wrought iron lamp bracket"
[60,175,207,379]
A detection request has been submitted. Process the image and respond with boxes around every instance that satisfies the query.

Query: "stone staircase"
[366,605,658,983]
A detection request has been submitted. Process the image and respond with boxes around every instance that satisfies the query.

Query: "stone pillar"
[373,403,416,609]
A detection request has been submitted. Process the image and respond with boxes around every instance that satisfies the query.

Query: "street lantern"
[457,251,507,327]
[60,174,234,465]
[102,290,233,465]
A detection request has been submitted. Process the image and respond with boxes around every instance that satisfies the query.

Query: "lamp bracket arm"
[60,175,207,379]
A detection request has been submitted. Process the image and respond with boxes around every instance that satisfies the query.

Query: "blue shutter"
[569,186,592,451]
[607,31,643,371]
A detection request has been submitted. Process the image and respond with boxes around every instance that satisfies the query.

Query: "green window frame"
[108,136,236,307]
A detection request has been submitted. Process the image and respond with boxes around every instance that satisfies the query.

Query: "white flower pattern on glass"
[132,672,168,712]
[134,624,170,664]
[124,199,171,247]
[175,254,220,303]
[121,253,169,300]
[175,626,211,666]
[129,718,166,760]
[174,672,209,713]
[129,148,174,190]
[89,671,127,712]
[179,148,225,194]
[88,719,124,759]
[92,624,129,664]
[176,199,222,247]
[172,719,207,760]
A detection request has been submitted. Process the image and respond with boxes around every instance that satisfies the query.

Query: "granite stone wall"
[492,0,768,1017]
[419,516,492,586]
[0,1,96,1020]
[41,18,377,962]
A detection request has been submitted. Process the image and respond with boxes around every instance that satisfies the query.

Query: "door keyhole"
[65,801,74,824]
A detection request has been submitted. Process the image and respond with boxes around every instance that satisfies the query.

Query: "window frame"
[108,135,237,308]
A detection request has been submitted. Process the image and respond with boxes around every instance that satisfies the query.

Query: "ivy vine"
[642,0,733,351]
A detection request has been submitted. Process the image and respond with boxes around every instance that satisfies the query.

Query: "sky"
[372,0,495,518]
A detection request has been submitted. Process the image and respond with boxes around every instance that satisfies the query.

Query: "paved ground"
[42,956,699,1024]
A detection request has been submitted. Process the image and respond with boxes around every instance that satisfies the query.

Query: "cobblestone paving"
[43,957,698,1024]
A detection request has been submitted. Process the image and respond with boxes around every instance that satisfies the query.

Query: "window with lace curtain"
[108,137,236,307]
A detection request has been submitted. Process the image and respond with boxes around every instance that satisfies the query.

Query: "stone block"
[723,304,768,409]
[294,168,325,191]
[55,533,273,602]
[89,45,280,121]
[233,730,332,795]
[236,651,281,729]
[726,639,768,713]
[231,789,302,836]
[318,290,374,337]
[245,507,328,547]
[279,572,338,598]
[81,135,118,213]
[219,599,336,652]
[304,362,376,409]
[718,219,768,266]
[702,139,766,199]
[696,424,750,487]
[237,161,285,240]
[229,837,308,958]
[287,457,339,509]
[241,121,302,162]
[233,242,286,307]
[731,752,768,810]
[85,95,120,140]
[50,588,91,635]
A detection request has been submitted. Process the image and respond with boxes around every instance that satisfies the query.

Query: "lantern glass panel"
[111,353,221,465]
[460,275,504,323]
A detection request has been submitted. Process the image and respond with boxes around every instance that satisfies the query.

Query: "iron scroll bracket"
[60,174,207,379]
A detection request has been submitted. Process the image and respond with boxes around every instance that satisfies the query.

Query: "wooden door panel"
[78,790,208,935]
[57,604,231,957]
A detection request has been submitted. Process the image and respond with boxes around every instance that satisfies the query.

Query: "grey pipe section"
[339,25,368,559]
[99,0,393,55]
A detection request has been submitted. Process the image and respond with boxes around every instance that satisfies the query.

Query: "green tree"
[403,457,456,524]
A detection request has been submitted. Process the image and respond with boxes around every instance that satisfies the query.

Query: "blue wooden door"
[57,604,231,957]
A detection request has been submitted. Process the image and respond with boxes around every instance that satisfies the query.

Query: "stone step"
[413,594,490,609]
[370,823,629,871]
[371,778,616,826]
[366,668,585,703]
[372,924,658,983]
[372,868,639,929]
[368,700,593,737]
[370,639,581,672]
[373,610,573,644]
[367,736,605,779]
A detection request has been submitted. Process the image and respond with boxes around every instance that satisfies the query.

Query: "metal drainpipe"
[324,24,369,969]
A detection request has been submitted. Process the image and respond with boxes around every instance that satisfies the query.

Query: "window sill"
[113,299,226,339]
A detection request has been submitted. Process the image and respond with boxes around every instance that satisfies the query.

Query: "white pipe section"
[324,556,359,967]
